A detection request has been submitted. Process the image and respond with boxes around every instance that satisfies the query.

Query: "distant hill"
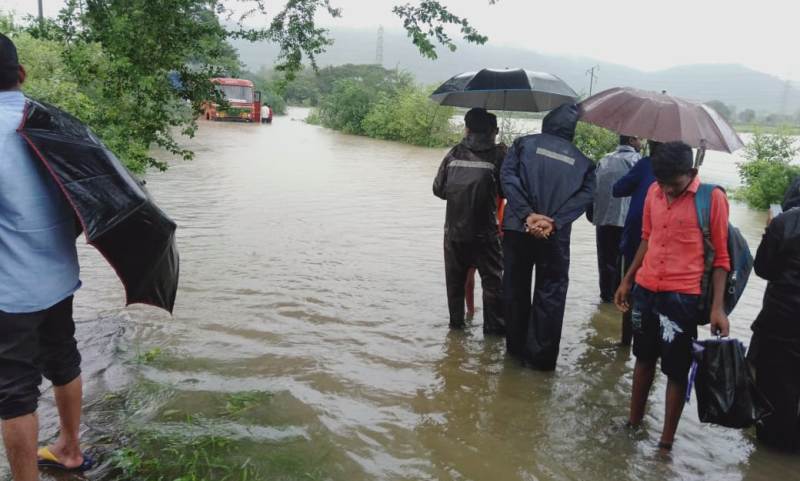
[233,28,800,115]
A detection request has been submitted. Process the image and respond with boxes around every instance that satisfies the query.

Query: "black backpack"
[694,184,753,323]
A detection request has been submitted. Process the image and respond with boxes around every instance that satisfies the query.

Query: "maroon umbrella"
[578,87,744,153]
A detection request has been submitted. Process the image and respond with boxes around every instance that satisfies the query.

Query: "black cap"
[0,33,19,69]
[464,107,497,134]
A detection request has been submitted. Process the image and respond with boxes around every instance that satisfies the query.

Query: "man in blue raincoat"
[501,103,596,370]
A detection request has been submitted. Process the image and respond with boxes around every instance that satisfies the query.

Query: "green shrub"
[362,86,458,147]
[573,122,618,163]
[304,109,321,125]
[317,79,375,134]
[736,129,800,209]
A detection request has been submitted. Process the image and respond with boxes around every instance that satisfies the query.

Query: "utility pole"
[375,25,384,66]
[586,65,599,97]
[37,0,44,28]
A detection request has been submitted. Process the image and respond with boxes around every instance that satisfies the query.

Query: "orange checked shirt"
[635,176,731,295]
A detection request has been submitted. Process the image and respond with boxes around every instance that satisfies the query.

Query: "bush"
[736,129,800,209]
[304,109,321,125]
[362,86,458,147]
[573,122,618,163]
[317,79,376,134]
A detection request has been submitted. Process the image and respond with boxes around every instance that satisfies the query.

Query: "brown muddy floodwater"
[2,107,800,481]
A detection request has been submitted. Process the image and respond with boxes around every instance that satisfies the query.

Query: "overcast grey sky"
[6,0,800,80]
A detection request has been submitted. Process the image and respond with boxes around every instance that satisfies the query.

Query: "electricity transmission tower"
[376,25,384,66]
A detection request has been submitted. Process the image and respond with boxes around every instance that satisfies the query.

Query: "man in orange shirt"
[615,141,730,450]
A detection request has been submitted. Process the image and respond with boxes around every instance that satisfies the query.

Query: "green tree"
[573,122,618,163]
[362,85,457,147]
[736,129,800,209]
[317,79,375,134]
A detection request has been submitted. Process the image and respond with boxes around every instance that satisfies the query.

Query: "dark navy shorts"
[0,296,81,420]
[631,286,700,383]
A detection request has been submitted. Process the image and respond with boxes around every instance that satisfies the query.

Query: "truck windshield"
[218,85,253,103]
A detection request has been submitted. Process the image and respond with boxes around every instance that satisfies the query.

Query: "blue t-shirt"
[0,91,80,313]
[612,156,656,265]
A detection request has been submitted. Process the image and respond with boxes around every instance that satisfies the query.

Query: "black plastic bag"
[691,338,772,428]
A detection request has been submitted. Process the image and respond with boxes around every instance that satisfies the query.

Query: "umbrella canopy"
[19,99,179,313]
[430,68,578,112]
[578,87,744,153]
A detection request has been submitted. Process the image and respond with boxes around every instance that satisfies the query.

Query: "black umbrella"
[430,68,578,112]
[19,99,179,313]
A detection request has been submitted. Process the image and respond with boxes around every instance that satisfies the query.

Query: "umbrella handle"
[695,143,707,168]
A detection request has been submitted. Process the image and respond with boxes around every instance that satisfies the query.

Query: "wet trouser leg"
[621,258,633,346]
[750,333,800,451]
[475,236,504,335]
[596,225,623,303]
[527,226,571,370]
[444,237,469,328]
[503,231,536,358]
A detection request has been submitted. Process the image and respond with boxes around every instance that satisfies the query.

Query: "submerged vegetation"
[91,351,333,481]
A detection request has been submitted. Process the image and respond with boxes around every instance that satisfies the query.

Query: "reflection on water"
[2,108,799,480]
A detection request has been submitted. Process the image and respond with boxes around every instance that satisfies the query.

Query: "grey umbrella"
[578,87,745,153]
[430,68,578,112]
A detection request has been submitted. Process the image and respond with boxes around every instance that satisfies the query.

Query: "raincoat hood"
[542,103,579,142]
[783,176,800,211]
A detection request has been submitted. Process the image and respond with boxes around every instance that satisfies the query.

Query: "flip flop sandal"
[37,447,95,472]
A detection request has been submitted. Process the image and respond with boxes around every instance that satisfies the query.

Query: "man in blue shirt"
[0,34,90,479]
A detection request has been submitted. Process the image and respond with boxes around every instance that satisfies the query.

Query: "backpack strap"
[694,183,716,237]
[695,183,718,318]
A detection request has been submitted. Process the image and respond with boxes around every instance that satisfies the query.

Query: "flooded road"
[3,107,800,480]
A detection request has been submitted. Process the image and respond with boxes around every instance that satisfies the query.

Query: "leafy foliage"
[314,65,413,134]
[307,65,457,147]
[362,85,458,147]
[573,121,618,163]
[317,79,380,134]
[736,129,800,209]
[393,0,489,59]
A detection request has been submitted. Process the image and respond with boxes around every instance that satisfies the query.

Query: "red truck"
[204,78,262,122]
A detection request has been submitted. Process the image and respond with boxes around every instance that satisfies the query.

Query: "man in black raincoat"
[433,108,506,335]
[500,103,596,370]
[747,176,800,451]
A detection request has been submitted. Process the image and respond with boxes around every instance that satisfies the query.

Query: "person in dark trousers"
[0,34,92,481]
[747,176,800,452]
[433,108,506,335]
[615,141,731,451]
[612,141,660,345]
[500,103,596,370]
[591,136,641,303]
